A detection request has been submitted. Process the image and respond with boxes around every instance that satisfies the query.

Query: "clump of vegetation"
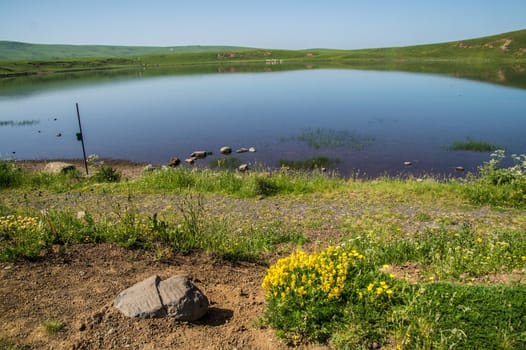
[92,165,121,183]
[261,246,409,346]
[292,128,375,150]
[87,154,121,183]
[41,319,64,335]
[279,156,340,170]
[448,137,500,152]
[464,150,526,207]
[209,157,242,170]
[0,159,22,188]
[262,240,526,348]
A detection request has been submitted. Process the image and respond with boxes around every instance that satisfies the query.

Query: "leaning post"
[75,103,89,175]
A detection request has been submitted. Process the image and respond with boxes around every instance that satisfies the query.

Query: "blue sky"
[1,0,525,49]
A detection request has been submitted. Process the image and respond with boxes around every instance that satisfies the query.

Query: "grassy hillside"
[0,29,525,90]
[0,41,250,60]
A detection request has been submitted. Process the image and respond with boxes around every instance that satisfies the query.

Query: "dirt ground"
[1,160,332,349]
[0,244,327,350]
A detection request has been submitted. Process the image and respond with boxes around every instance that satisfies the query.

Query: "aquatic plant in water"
[294,128,375,150]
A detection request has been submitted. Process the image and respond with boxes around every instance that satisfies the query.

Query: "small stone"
[79,323,86,331]
[248,147,256,153]
[404,161,412,166]
[238,164,249,172]
[185,157,196,165]
[168,157,181,167]
[56,133,62,137]
[455,166,465,172]
[236,147,249,153]
[77,211,86,219]
[220,146,232,155]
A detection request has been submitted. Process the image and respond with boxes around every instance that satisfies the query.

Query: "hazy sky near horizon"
[1,1,525,49]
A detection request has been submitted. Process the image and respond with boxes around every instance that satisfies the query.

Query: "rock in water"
[220,146,232,155]
[404,161,412,166]
[114,275,209,321]
[248,147,256,153]
[190,151,207,159]
[238,164,249,172]
[236,147,249,153]
[185,157,196,165]
[168,157,181,167]
[158,276,209,321]
[455,166,465,172]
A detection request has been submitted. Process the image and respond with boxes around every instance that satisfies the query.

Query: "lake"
[1,68,526,178]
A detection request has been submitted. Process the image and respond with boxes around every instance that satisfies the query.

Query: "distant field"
[0,29,525,89]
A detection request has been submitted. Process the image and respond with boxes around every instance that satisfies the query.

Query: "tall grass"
[0,195,306,262]
[129,167,345,197]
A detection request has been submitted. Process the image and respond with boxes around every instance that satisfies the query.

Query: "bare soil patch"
[0,244,327,349]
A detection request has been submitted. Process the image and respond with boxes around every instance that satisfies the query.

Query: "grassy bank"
[1,152,526,348]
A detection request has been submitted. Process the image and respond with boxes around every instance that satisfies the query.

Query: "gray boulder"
[113,275,208,321]
[113,275,165,318]
[158,276,209,321]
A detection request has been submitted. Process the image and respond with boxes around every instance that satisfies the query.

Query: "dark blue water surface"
[1,69,525,177]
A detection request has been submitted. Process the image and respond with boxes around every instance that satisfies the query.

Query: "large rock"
[113,275,165,318]
[158,276,209,321]
[113,275,208,321]
[43,162,77,174]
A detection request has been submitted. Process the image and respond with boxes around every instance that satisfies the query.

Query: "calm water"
[1,69,526,177]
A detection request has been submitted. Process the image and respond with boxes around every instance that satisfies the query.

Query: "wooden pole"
[76,103,89,175]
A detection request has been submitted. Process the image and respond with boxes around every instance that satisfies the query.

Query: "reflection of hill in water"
[1,60,525,97]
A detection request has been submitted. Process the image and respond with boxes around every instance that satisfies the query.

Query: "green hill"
[0,41,250,60]
[0,29,525,89]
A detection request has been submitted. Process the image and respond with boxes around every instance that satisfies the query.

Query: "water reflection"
[1,68,525,177]
[0,120,40,127]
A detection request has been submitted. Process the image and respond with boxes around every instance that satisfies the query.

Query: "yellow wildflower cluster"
[0,215,41,234]
[366,280,394,298]
[262,246,365,301]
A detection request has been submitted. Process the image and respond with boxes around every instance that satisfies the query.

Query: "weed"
[279,156,340,170]
[41,319,64,335]
[293,128,375,150]
[92,166,121,183]
[0,160,22,189]
[464,150,526,207]
[448,137,500,152]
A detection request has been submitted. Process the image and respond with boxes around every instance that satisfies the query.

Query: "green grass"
[448,138,501,152]
[0,194,307,263]
[40,320,64,335]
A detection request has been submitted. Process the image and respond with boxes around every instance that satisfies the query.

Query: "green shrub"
[464,150,526,207]
[92,166,121,183]
[0,160,22,188]
[262,246,409,345]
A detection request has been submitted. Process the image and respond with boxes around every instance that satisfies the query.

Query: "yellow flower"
[367,283,374,292]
